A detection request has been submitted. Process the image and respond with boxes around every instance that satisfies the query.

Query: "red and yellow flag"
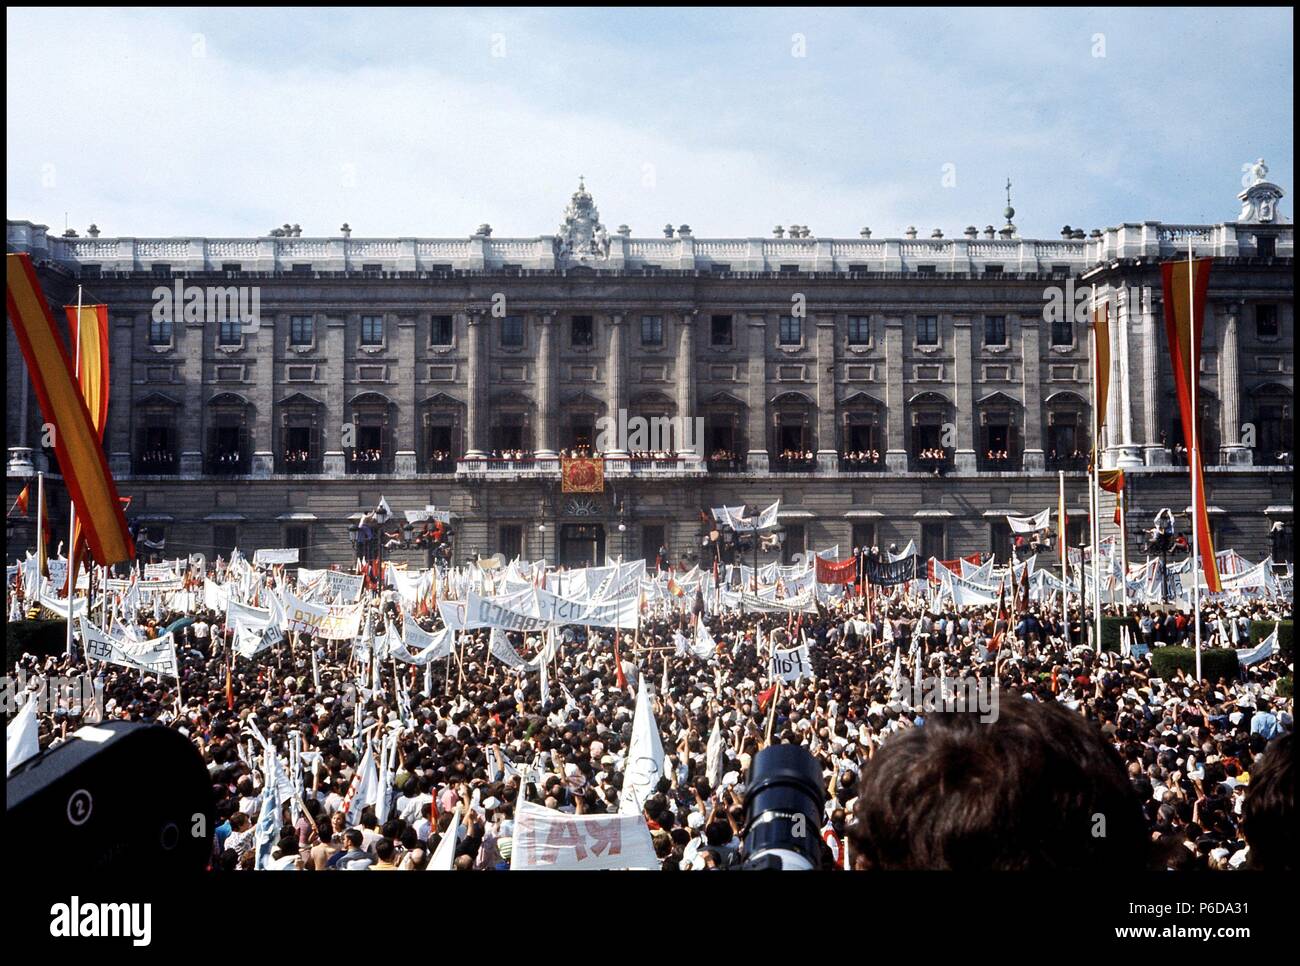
[64,304,112,594]
[1098,469,1125,527]
[7,254,133,566]
[1160,256,1221,593]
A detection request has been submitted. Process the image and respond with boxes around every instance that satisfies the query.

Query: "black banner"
[864,555,918,586]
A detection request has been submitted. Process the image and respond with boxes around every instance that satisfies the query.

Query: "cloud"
[6,7,1292,239]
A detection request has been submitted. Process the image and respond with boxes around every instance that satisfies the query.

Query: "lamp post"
[537,522,546,563]
[617,521,627,563]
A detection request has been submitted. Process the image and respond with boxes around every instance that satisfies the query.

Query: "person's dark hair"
[1243,732,1294,872]
[375,839,396,862]
[345,829,363,849]
[848,696,1150,870]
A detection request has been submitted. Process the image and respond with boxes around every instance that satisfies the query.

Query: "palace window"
[641,315,663,346]
[430,315,453,346]
[289,315,314,346]
[149,316,173,346]
[711,314,733,346]
[779,315,802,345]
[847,315,870,346]
[360,315,384,346]
[1255,304,1278,339]
[571,315,594,347]
[502,315,524,347]
[984,315,1007,346]
[916,316,939,345]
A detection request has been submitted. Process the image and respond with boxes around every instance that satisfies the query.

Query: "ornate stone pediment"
[555,177,611,265]
[1238,159,1287,224]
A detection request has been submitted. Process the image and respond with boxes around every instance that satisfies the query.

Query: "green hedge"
[6,619,70,669]
[1149,645,1239,682]
[1249,620,1293,659]
[1100,615,1135,653]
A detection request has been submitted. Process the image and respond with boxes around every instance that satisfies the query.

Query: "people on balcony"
[841,449,881,468]
[350,448,386,467]
[211,449,244,470]
[775,448,815,465]
[559,446,603,459]
[139,449,176,469]
[916,448,949,476]
[628,449,676,462]
[283,449,314,467]
[984,448,1011,463]
[427,449,453,466]
[488,449,533,461]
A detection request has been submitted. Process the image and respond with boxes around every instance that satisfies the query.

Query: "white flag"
[6,691,41,776]
[706,717,725,791]
[618,673,665,816]
[427,806,462,870]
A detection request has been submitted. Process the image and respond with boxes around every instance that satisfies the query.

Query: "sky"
[6,7,1294,240]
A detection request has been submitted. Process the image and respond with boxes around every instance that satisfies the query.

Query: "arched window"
[1044,391,1089,471]
[277,392,323,474]
[420,392,464,471]
[134,393,180,475]
[840,391,884,471]
[908,391,953,473]
[1251,383,1293,466]
[703,391,747,471]
[488,390,535,457]
[627,390,677,459]
[561,391,605,456]
[1167,390,1219,467]
[977,391,1023,471]
[347,392,394,474]
[770,391,816,471]
[206,393,251,476]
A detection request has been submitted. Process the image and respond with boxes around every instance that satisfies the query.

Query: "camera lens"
[741,745,826,870]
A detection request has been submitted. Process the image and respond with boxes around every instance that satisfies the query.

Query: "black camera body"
[739,745,826,870]
[7,721,215,872]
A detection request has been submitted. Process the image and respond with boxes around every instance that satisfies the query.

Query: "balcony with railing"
[910,448,953,474]
[346,449,394,474]
[206,449,250,476]
[1254,447,1295,467]
[977,450,1023,472]
[838,452,885,473]
[1045,452,1089,472]
[457,454,560,479]
[707,452,746,473]
[425,452,457,473]
[134,450,178,476]
[277,450,323,474]
[770,452,818,473]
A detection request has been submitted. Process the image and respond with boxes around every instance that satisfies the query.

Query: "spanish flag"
[64,304,112,595]
[10,482,52,571]
[1098,468,1125,527]
[7,254,133,565]
[1160,257,1221,593]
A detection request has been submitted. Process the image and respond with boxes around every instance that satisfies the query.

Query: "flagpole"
[1188,239,1203,681]
[1119,483,1129,615]
[65,287,85,658]
[1059,470,1069,649]
[1088,286,1103,653]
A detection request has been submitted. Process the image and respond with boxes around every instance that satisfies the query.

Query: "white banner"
[79,620,179,679]
[280,588,330,636]
[769,642,813,683]
[317,603,364,641]
[253,548,300,566]
[1007,508,1051,534]
[298,568,364,603]
[391,623,454,665]
[510,802,659,870]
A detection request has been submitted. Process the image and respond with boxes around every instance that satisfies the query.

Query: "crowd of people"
[8,557,1292,873]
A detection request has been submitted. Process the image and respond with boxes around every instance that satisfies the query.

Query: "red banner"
[815,556,857,584]
[561,457,604,493]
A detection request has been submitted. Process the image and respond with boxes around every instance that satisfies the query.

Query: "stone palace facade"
[6,172,1293,570]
